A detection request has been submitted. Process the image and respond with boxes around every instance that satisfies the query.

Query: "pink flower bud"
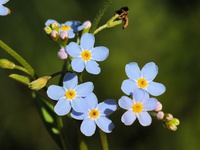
[154,101,163,111]
[58,48,68,59]
[156,111,164,120]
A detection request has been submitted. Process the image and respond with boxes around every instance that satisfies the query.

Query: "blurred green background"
[0,0,200,149]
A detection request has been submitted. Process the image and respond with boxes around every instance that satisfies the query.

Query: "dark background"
[0,0,200,149]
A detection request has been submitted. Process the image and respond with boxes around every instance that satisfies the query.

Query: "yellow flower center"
[81,50,92,61]
[60,25,71,31]
[65,89,76,100]
[132,102,143,113]
[89,109,100,119]
[137,78,148,88]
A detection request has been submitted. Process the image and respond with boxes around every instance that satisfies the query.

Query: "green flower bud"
[29,76,51,90]
[44,26,52,34]
[0,59,15,69]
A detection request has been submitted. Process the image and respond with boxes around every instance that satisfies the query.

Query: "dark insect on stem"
[115,6,129,29]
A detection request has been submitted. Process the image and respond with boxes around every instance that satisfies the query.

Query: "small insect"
[115,6,129,29]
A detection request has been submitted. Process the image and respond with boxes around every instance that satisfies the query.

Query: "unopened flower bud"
[29,76,51,90]
[81,21,92,34]
[51,22,59,31]
[44,26,52,34]
[51,30,59,41]
[156,111,164,120]
[58,48,68,59]
[165,113,173,121]
[0,59,15,69]
[60,31,68,40]
[154,101,163,111]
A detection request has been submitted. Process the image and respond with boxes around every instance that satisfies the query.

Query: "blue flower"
[121,62,166,96]
[0,0,10,16]
[118,88,157,126]
[71,93,117,136]
[47,73,94,116]
[66,33,109,74]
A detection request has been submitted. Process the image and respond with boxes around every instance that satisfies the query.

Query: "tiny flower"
[66,33,109,74]
[118,88,157,126]
[29,76,51,90]
[0,0,11,16]
[47,73,94,116]
[71,93,117,136]
[121,62,166,96]
[58,48,68,59]
[59,21,79,39]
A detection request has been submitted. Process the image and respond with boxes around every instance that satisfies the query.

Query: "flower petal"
[71,97,88,112]
[81,118,96,136]
[147,82,166,96]
[125,62,141,80]
[137,111,152,126]
[47,85,65,100]
[96,117,114,133]
[66,42,82,57]
[76,82,94,97]
[67,30,75,39]
[92,46,109,61]
[63,73,78,89]
[143,98,157,111]
[71,110,87,120]
[121,110,136,126]
[118,96,133,110]
[71,58,85,73]
[98,99,117,115]
[133,88,145,102]
[141,62,158,81]
[85,60,100,75]
[0,5,10,16]
[121,79,137,95]
[85,93,98,109]
[0,0,9,5]
[45,19,58,26]
[54,98,71,116]
[80,33,95,50]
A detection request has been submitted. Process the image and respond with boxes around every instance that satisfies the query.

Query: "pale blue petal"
[67,30,75,38]
[147,82,166,96]
[76,82,94,97]
[92,46,109,61]
[0,0,9,4]
[121,79,137,95]
[143,98,157,111]
[133,88,145,102]
[45,19,58,26]
[80,33,95,50]
[121,110,136,126]
[141,62,158,81]
[85,93,98,109]
[118,96,133,110]
[96,117,114,133]
[71,110,87,120]
[71,59,85,72]
[62,73,78,90]
[47,85,65,100]
[0,5,9,16]
[85,60,100,75]
[125,62,141,80]
[81,118,96,136]
[66,42,82,57]
[97,99,117,115]
[71,97,88,112]
[54,98,71,116]
[137,112,152,126]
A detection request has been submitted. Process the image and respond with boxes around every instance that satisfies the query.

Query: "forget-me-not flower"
[47,73,94,116]
[119,88,157,126]
[121,62,166,96]
[66,33,109,75]
[71,93,117,136]
[0,0,10,16]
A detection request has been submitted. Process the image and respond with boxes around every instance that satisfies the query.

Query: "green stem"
[90,0,112,33]
[99,129,109,150]
[93,24,108,35]
[0,40,35,78]
[14,65,31,75]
